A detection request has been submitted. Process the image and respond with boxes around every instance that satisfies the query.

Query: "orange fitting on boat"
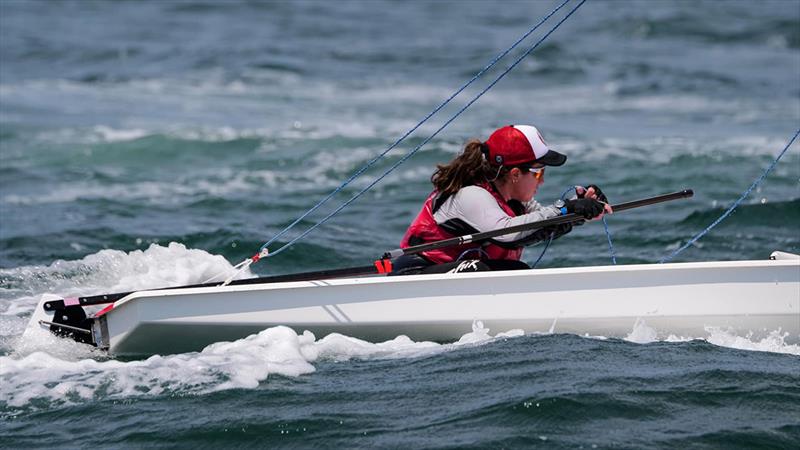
[373,259,392,274]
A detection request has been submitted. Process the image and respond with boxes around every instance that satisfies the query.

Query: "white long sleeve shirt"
[431,185,561,243]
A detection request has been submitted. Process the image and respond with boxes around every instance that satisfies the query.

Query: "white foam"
[0,243,251,319]
[31,125,275,145]
[1,171,287,205]
[704,327,800,356]
[621,318,799,355]
[0,321,521,411]
[91,125,149,142]
[570,135,798,164]
[3,306,796,412]
[2,180,192,205]
[1,151,432,206]
[624,318,659,344]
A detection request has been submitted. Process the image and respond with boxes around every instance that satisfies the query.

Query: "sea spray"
[1,321,526,413]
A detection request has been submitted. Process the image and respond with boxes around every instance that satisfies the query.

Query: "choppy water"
[1,0,799,447]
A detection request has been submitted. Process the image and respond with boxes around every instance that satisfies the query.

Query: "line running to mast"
[210,0,588,284]
[660,128,800,263]
[261,0,588,260]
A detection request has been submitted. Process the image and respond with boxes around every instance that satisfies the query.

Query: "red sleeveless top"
[400,183,523,264]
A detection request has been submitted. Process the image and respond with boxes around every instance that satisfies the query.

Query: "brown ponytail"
[431,139,501,196]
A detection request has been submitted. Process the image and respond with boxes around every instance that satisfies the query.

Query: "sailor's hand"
[564,198,606,220]
[576,184,612,217]
[576,184,608,202]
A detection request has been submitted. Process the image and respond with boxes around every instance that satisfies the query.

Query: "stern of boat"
[23,293,109,350]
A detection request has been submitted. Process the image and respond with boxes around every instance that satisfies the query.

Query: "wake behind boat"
[26,250,800,356]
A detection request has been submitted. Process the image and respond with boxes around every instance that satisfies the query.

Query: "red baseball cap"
[484,125,567,167]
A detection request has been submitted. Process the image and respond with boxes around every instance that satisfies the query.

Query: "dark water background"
[1,0,799,447]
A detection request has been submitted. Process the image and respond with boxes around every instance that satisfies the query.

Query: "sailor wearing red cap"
[394,125,610,275]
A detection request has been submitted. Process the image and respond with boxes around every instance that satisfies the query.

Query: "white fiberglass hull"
[61,254,796,356]
[27,253,800,356]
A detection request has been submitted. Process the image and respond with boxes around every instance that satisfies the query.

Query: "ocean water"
[1,0,799,447]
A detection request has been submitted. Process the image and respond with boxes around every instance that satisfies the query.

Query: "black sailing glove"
[577,184,609,204]
[564,198,605,219]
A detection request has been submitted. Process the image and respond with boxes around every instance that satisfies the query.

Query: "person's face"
[510,165,545,202]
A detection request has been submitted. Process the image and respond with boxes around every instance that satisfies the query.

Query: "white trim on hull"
[85,255,799,355]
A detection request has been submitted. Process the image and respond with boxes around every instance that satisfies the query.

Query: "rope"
[602,216,617,264]
[530,232,554,269]
[265,0,589,259]
[258,0,574,253]
[556,185,617,265]
[529,184,575,269]
[659,128,800,263]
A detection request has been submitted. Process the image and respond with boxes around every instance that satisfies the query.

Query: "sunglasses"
[521,165,546,180]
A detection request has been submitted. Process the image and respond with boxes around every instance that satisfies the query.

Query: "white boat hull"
[28,253,800,356]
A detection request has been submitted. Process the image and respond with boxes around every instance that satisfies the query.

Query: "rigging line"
[532,185,580,269]
[259,0,574,252]
[531,233,554,269]
[555,185,616,264]
[602,216,617,264]
[659,128,800,264]
[266,0,589,258]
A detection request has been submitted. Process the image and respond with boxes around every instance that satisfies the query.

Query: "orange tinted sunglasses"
[529,166,545,180]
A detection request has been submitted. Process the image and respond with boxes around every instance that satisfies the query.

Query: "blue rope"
[557,185,616,264]
[602,216,617,264]
[266,0,588,258]
[259,0,574,253]
[530,232,554,269]
[530,184,578,269]
[659,128,800,263]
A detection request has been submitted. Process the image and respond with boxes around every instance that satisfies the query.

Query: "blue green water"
[1,0,799,447]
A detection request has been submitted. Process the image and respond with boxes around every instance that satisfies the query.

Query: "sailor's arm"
[434,187,564,243]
